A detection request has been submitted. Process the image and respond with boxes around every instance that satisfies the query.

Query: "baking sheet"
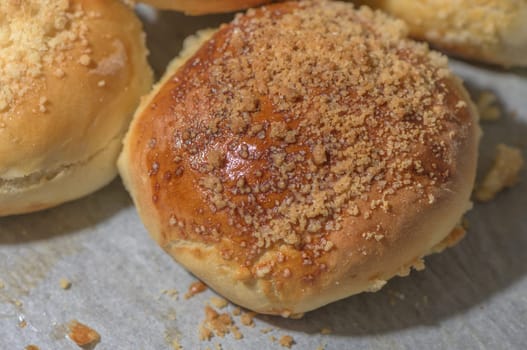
[1,5,527,350]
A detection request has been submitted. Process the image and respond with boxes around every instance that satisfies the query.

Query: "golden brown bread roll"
[139,0,272,14]
[119,0,480,316]
[0,0,153,216]
[354,0,527,67]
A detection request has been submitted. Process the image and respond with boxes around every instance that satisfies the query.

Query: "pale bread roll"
[119,0,480,316]
[0,0,153,216]
[355,0,527,67]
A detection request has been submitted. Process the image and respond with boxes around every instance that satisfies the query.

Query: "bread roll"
[0,0,153,216]
[139,0,271,14]
[355,0,527,67]
[119,0,480,316]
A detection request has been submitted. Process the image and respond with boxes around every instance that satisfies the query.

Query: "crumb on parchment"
[279,335,295,348]
[476,91,501,121]
[60,278,71,290]
[67,320,100,348]
[209,296,228,309]
[476,144,524,202]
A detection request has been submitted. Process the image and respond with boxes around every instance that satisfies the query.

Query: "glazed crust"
[355,0,527,67]
[140,0,272,14]
[0,0,152,215]
[119,0,480,315]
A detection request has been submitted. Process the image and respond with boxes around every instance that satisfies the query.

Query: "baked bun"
[0,0,153,216]
[355,0,527,67]
[139,0,271,15]
[119,0,480,316]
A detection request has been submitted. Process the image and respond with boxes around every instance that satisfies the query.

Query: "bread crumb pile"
[147,1,472,275]
[199,305,241,341]
[476,144,524,202]
[0,0,93,112]
[197,301,299,346]
[477,91,501,121]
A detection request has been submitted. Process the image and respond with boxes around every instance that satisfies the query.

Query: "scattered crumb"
[260,327,274,334]
[270,335,277,342]
[167,310,177,321]
[67,320,101,348]
[279,335,295,348]
[14,300,23,307]
[19,319,27,328]
[199,306,235,341]
[231,307,241,316]
[185,281,207,299]
[162,289,179,300]
[0,279,4,289]
[476,144,524,202]
[476,91,501,121]
[209,296,228,309]
[231,325,244,340]
[165,328,182,349]
[240,312,256,327]
[171,338,183,350]
[25,346,40,350]
[320,327,332,335]
[59,278,72,290]
[316,345,325,350]
[200,325,214,341]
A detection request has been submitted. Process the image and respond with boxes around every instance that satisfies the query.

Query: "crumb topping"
[144,1,472,276]
[0,0,96,112]
[59,278,72,290]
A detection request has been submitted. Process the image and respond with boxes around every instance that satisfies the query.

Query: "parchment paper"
[1,5,526,350]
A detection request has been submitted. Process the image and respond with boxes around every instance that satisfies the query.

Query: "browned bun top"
[121,0,479,314]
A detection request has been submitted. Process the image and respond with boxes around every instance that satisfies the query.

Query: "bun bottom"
[0,137,123,216]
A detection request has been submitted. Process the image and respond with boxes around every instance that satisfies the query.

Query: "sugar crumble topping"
[0,0,98,112]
